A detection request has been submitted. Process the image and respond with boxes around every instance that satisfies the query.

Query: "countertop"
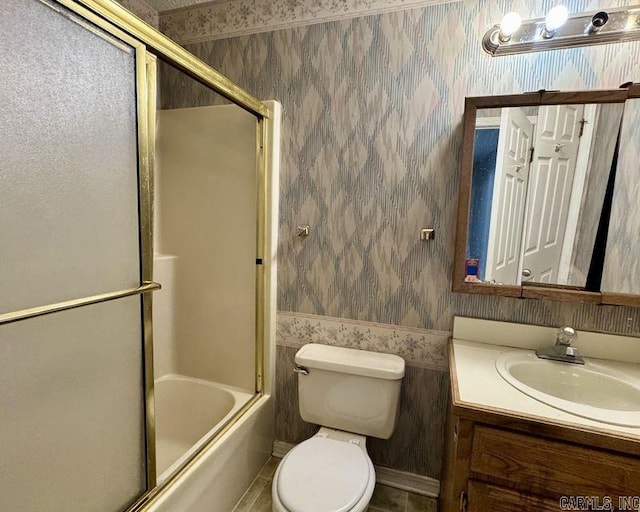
[450,337,640,442]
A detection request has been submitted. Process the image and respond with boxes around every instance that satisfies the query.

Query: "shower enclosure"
[0,1,278,511]
[152,65,268,483]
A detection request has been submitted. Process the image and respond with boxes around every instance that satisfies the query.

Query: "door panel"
[0,1,149,510]
[485,107,533,284]
[522,105,583,283]
[0,0,141,314]
[0,298,146,512]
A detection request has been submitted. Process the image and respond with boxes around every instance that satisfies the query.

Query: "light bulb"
[499,12,522,41]
[544,5,569,36]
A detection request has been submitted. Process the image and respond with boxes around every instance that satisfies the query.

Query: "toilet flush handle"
[293,365,309,375]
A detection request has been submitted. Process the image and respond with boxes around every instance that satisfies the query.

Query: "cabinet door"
[468,481,559,512]
[471,425,640,498]
[440,413,474,512]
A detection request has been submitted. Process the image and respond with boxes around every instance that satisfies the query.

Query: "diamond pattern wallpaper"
[603,97,640,295]
[159,0,640,336]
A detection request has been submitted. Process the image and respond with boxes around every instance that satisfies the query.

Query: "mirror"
[467,103,623,287]
[453,86,640,306]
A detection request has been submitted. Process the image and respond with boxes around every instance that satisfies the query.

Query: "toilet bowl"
[272,428,375,512]
[270,344,405,512]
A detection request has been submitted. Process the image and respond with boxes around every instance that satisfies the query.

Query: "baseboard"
[375,465,440,497]
[272,440,440,498]
[272,440,294,459]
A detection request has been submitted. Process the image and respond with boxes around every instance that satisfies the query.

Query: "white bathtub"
[145,391,274,512]
[155,375,254,482]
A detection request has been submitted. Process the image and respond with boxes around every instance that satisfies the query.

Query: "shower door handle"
[0,281,161,326]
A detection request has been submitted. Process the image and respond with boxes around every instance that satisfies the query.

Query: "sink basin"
[496,351,640,427]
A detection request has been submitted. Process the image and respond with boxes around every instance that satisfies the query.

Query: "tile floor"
[232,457,438,512]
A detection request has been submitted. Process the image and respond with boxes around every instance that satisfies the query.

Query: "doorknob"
[554,143,566,152]
[522,269,532,278]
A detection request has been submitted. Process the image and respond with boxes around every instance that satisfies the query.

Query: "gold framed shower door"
[26,0,271,509]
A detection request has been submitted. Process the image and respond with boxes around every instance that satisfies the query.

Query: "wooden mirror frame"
[453,84,640,306]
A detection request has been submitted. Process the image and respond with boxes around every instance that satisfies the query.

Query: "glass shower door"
[0,0,155,510]
[152,57,262,483]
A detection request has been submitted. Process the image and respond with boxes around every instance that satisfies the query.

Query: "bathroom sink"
[496,351,640,427]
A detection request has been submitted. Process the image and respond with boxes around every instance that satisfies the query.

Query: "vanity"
[445,83,640,509]
[441,317,640,512]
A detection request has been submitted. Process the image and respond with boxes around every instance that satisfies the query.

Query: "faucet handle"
[556,326,577,346]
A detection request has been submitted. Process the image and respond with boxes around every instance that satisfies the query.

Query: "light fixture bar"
[483,6,640,56]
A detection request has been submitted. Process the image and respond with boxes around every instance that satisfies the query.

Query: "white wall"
[153,254,177,378]
[154,104,258,391]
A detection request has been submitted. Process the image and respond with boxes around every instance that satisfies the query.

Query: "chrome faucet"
[535,326,585,365]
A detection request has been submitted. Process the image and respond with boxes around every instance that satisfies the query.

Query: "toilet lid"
[277,437,370,512]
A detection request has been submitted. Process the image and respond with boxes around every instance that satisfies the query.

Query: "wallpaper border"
[118,0,159,28]
[159,0,458,44]
[277,311,450,371]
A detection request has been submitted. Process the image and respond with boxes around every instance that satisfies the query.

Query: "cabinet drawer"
[471,425,640,498]
[468,480,559,512]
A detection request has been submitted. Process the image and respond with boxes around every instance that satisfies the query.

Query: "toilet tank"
[295,344,405,439]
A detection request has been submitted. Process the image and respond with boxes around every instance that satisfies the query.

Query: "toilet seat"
[273,436,375,512]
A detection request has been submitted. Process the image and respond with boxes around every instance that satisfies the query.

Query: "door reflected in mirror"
[465,103,624,288]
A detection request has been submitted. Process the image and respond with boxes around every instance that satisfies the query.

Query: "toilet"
[272,343,405,512]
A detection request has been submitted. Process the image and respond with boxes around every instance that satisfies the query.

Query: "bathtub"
[154,375,254,481]
[145,389,273,512]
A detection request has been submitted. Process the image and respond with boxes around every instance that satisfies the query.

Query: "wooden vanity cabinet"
[440,408,640,512]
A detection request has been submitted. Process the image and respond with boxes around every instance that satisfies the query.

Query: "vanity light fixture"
[483,5,640,56]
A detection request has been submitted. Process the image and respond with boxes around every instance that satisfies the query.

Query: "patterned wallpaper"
[159,0,640,337]
[569,105,623,285]
[602,98,640,295]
